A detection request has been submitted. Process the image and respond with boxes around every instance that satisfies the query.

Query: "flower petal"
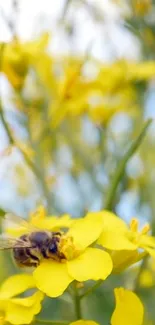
[67,214,104,250]
[144,247,155,258]
[93,211,137,250]
[0,274,35,299]
[88,211,128,232]
[112,250,146,274]
[9,291,44,307]
[5,291,44,325]
[70,321,99,325]
[33,215,73,231]
[111,288,144,325]
[98,231,137,251]
[139,235,155,249]
[29,205,73,230]
[33,260,73,297]
[67,247,113,281]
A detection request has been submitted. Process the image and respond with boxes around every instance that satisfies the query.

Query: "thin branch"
[104,118,153,210]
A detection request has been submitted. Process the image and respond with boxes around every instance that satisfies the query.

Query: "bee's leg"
[54,232,62,237]
[16,259,39,268]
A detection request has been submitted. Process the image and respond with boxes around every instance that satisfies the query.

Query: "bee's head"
[48,241,58,254]
[47,234,64,260]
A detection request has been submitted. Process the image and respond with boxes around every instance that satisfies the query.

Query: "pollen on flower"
[59,235,80,261]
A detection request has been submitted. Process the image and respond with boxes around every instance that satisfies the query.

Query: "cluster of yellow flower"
[1,34,155,129]
[1,206,155,325]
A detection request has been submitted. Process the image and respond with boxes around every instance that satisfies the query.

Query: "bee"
[0,214,65,267]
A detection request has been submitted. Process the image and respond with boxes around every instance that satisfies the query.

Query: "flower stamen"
[59,235,80,261]
[140,223,150,235]
[130,218,139,232]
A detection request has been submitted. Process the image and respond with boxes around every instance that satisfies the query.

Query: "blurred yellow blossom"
[132,0,152,16]
[0,274,44,325]
[139,258,155,288]
[1,33,50,89]
[139,269,154,288]
[48,58,155,127]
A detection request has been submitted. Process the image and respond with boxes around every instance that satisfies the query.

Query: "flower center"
[58,235,80,261]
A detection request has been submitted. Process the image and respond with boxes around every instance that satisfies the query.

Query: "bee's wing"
[4,213,39,233]
[0,236,33,250]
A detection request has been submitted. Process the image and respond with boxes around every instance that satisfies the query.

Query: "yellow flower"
[95,211,155,257]
[0,274,44,325]
[88,86,136,125]
[79,211,155,272]
[111,288,144,325]
[33,213,113,297]
[6,206,73,237]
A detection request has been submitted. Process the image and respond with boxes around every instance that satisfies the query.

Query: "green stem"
[73,282,82,319]
[35,319,69,325]
[74,292,82,320]
[80,280,103,300]
[104,118,152,210]
[0,105,13,144]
